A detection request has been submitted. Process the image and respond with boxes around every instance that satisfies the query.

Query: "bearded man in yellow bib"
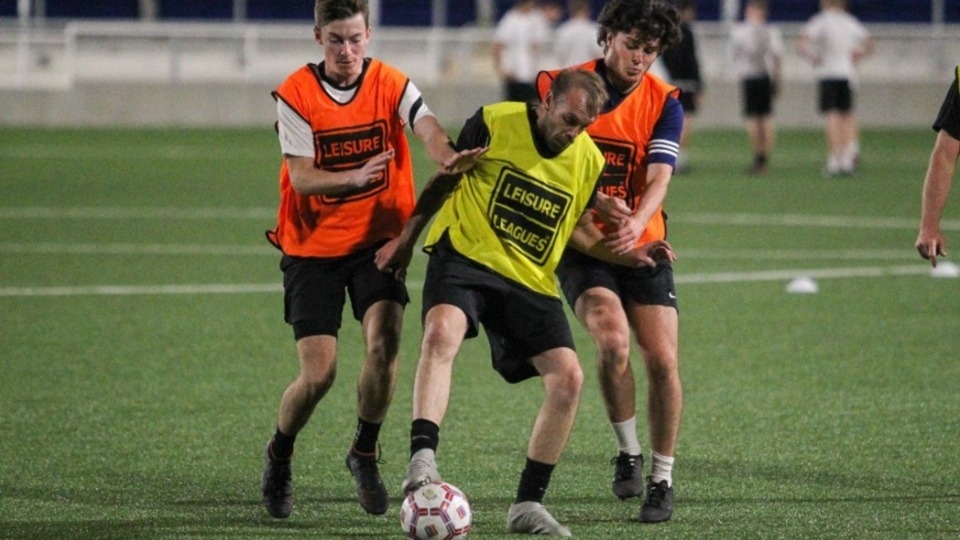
[376,68,675,537]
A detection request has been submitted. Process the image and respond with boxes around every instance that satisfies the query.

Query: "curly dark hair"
[596,0,683,53]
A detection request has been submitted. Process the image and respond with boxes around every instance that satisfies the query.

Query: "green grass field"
[2,126,959,539]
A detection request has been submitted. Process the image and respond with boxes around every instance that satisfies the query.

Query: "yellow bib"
[425,102,604,297]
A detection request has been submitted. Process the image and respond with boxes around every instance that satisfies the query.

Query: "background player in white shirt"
[796,0,875,176]
[493,0,551,101]
[552,0,604,69]
[728,0,783,174]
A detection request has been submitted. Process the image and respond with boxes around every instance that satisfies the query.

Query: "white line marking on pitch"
[0,207,275,219]
[1,243,276,255]
[674,265,929,284]
[2,208,958,231]
[0,243,921,260]
[676,213,960,231]
[0,283,283,297]
[0,266,938,298]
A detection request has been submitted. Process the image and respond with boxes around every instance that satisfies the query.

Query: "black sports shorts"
[742,76,774,117]
[280,243,409,340]
[422,236,575,384]
[818,78,853,113]
[557,248,679,311]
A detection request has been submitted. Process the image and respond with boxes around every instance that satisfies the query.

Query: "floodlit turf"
[2,127,959,539]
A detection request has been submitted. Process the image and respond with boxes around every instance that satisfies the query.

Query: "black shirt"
[932,67,960,140]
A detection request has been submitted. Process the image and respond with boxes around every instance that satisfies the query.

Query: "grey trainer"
[401,448,440,495]
[507,501,572,537]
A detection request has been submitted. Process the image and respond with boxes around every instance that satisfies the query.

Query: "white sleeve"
[276,99,314,158]
[399,79,436,130]
[494,15,512,44]
[854,20,870,44]
[769,27,784,59]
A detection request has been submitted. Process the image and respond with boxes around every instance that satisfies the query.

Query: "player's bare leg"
[507,348,581,537]
[263,334,337,518]
[527,348,582,464]
[574,287,645,499]
[356,300,403,422]
[403,304,468,493]
[346,300,404,515]
[824,111,845,175]
[279,335,339,433]
[628,303,681,523]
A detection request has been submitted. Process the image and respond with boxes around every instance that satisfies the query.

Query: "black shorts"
[422,237,575,384]
[280,244,409,340]
[818,79,853,113]
[556,248,679,311]
[742,76,774,117]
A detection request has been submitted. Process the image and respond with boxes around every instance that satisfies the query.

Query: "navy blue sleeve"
[646,96,684,167]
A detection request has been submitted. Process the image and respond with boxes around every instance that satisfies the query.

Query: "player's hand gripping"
[349,149,395,190]
[375,236,414,280]
[376,146,489,280]
[629,239,677,268]
[440,146,489,176]
[593,192,644,255]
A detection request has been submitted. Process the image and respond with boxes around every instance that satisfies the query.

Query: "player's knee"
[549,361,583,406]
[366,327,401,366]
[420,321,462,362]
[298,365,336,401]
[594,330,631,366]
[644,352,679,383]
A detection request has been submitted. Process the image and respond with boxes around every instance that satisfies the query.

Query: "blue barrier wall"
[1,1,956,23]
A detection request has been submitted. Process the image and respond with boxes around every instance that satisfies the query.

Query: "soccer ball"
[400,481,472,539]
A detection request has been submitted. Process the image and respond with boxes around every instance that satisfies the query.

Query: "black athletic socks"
[410,418,440,456]
[515,458,555,504]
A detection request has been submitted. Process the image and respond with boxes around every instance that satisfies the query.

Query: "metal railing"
[1,20,958,89]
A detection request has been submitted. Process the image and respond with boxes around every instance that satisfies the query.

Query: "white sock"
[611,417,642,456]
[826,154,841,174]
[848,140,860,157]
[841,143,859,170]
[650,451,674,487]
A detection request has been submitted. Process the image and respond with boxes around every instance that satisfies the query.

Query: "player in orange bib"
[536,0,684,523]
[259,0,479,520]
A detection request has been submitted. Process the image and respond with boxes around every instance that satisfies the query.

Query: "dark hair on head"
[315,0,369,29]
[568,0,591,14]
[550,68,609,118]
[596,0,682,53]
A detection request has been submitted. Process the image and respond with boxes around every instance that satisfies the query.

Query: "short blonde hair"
[314,0,369,29]
[550,69,609,118]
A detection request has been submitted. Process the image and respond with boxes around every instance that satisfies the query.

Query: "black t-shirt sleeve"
[583,168,604,212]
[933,71,960,140]
[455,108,491,150]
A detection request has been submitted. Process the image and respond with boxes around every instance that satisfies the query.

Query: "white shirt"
[494,8,550,83]
[277,71,434,158]
[801,8,870,80]
[729,20,783,79]
[553,17,603,69]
